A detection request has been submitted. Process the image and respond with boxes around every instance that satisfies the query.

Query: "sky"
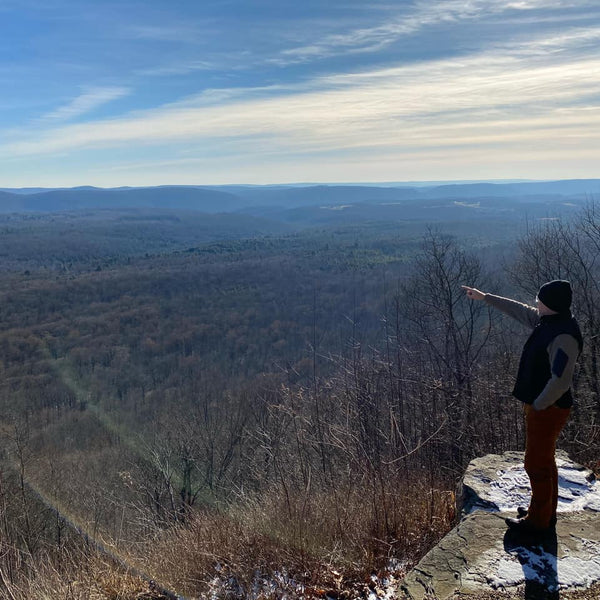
[0,0,599,187]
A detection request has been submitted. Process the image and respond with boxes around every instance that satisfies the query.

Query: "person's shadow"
[503,528,559,599]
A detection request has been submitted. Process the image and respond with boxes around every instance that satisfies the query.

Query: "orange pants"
[523,404,571,529]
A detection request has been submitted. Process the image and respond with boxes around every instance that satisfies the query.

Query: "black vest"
[513,312,583,408]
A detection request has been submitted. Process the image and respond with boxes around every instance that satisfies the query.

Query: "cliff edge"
[400,451,600,599]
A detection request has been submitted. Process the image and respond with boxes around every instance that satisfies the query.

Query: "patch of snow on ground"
[484,459,600,514]
[206,559,407,599]
[555,458,600,511]
[493,556,529,587]
[558,555,600,588]
[467,537,600,592]
[487,467,531,512]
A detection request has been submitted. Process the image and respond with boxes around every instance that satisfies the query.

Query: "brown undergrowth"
[131,476,456,598]
[0,544,153,600]
[0,470,457,599]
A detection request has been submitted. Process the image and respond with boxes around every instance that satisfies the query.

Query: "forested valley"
[0,201,598,599]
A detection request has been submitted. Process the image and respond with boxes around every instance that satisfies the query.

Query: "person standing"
[462,281,583,535]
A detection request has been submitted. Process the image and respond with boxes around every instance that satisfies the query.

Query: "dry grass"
[131,474,456,598]
[0,545,156,600]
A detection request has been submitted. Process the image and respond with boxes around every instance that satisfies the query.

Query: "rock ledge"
[400,451,600,599]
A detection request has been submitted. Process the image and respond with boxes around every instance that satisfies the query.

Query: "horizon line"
[4,177,599,193]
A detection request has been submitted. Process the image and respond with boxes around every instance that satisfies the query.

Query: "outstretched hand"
[462,285,485,301]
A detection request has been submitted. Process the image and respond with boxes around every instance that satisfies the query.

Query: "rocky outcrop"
[400,451,600,599]
[461,450,600,515]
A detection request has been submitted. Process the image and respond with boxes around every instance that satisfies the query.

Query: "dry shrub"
[133,471,456,598]
[0,544,152,600]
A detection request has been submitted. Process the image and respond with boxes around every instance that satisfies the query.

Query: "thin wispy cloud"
[136,61,215,77]
[521,26,600,54]
[123,20,219,45]
[274,0,516,63]
[274,0,598,65]
[41,87,130,123]
[6,33,600,162]
[127,24,200,42]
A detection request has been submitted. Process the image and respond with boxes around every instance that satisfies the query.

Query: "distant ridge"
[0,186,242,213]
[0,179,597,214]
[424,179,600,198]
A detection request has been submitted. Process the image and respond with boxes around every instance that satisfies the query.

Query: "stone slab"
[401,511,600,599]
[401,451,600,599]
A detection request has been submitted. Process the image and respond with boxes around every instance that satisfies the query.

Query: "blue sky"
[1,0,599,186]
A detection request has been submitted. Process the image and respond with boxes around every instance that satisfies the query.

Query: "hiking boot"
[505,517,553,537]
[515,507,557,527]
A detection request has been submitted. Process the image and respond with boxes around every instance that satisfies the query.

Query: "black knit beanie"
[537,280,572,313]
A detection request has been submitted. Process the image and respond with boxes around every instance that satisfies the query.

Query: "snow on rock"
[461,449,600,515]
[462,517,600,593]
[400,451,600,600]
